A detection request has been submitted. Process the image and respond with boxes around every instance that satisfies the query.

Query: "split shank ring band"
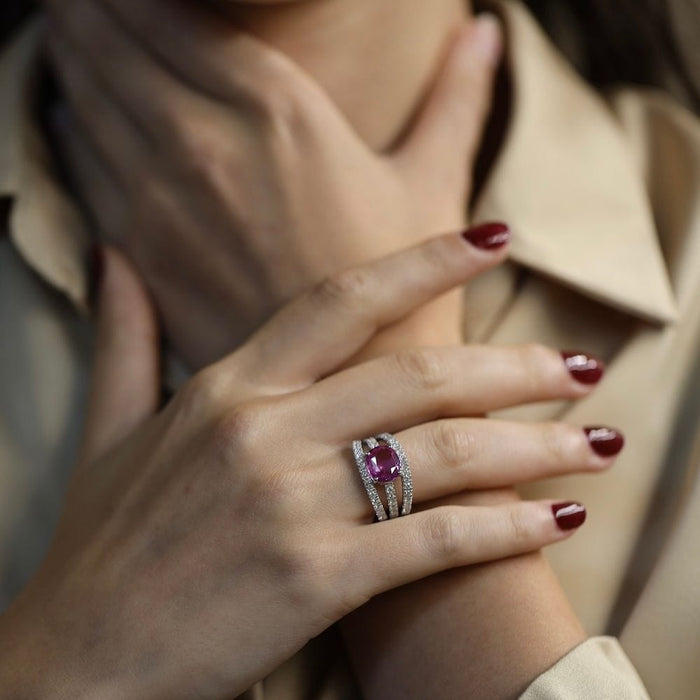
[352,433,413,522]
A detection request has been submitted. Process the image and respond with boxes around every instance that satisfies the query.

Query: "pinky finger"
[356,500,586,597]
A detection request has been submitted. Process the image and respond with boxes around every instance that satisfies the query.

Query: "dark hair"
[521,0,700,110]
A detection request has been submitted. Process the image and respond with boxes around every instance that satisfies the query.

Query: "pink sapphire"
[366,446,401,483]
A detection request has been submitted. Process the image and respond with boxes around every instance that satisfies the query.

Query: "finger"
[79,247,160,467]
[299,344,604,441]
[355,500,586,597]
[393,15,502,192]
[48,106,128,245]
[46,0,199,143]
[395,420,623,502]
[46,28,148,191]
[230,228,511,392]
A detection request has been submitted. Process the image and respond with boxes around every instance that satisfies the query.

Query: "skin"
[217,0,470,150]
[39,0,590,696]
[44,0,495,368]
[0,236,605,698]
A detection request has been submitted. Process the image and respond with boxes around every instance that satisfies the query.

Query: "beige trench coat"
[1,2,699,697]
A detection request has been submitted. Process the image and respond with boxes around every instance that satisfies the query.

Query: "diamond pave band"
[352,433,413,522]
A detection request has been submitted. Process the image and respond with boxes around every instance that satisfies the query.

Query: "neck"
[224,0,470,150]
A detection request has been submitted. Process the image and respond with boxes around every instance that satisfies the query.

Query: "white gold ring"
[352,433,413,522]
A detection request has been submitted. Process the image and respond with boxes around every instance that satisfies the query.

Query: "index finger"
[229,224,512,391]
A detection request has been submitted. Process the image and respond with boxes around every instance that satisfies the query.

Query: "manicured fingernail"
[561,351,605,385]
[462,222,511,250]
[584,427,625,458]
[552,502,587,531]
[88,242,104,306]
[470,13,502,66]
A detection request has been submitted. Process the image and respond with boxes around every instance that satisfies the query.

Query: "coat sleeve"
[520,637,650,699]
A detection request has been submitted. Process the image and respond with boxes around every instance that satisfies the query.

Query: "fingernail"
[561,351,605,385]
[462,222,511,250]
[552,502,587,531]
[88,242,105,307]
[470,14,502,66]
[584,427,625,458]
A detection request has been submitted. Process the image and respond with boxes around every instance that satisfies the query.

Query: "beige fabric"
[1,1,700,697]
[520,637,649,700]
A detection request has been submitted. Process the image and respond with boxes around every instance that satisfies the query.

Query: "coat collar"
[474,0,677,323]
[0,3,678,322]
[0,19,90,310]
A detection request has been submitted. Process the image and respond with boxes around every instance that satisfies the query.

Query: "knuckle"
[433,422,475,472]
[312,267,375,313]
[159,107,234,186]
[517,343,557,390]
[145,90,189,140]
[209,402,299,510]
[246,69,312,144]
[210,403,267,457]
[284,544,319,589]
[176,126,229,182]
[245,462,300,522]
[519,342,554,369]
[394,348,447,392]
[127,180,172,250]
[542,423,577,465]
[179,368,230,418]
[259,85,302,127]
[506,507,532,547]
[280,539,344,615]
[416,236,453,272]
[422,509,465,562]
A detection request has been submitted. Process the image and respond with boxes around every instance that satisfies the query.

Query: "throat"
[221,0,470,150]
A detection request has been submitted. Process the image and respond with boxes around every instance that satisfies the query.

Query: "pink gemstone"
[366,446,401,483]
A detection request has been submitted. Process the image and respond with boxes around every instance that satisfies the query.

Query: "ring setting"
[352,433,413,521]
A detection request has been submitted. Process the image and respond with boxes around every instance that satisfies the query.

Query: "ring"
[352,433,413,522]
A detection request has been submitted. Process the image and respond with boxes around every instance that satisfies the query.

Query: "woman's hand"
[45,0,502,368]
[0,233,615,699]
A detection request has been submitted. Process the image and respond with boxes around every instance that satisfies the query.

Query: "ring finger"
[320,420,622,522]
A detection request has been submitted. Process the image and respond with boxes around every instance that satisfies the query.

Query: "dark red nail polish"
[462,222,511,250]
[561,351,605,385]
[584,427,625,458]
[552,502,587,531]
[88,242,104,306]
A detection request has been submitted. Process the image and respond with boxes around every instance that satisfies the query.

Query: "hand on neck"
[221,0,471,149]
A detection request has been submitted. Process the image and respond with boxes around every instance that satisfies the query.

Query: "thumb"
[79,245,160,467]
[393,14,502,198]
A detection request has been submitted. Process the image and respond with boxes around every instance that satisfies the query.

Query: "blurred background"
[1,0,35,47]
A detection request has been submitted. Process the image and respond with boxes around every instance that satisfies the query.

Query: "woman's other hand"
[44,0,502,368]
[0,233,615,698]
